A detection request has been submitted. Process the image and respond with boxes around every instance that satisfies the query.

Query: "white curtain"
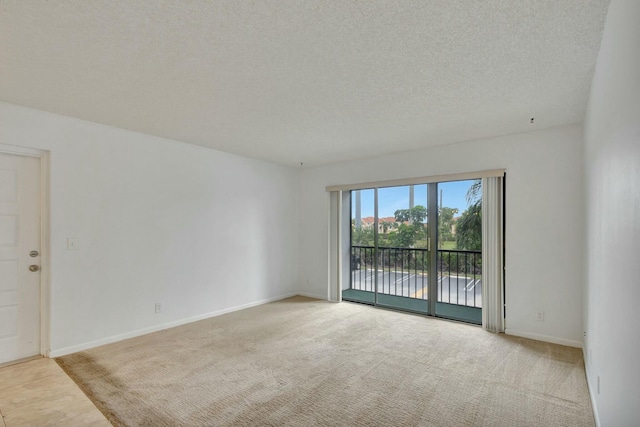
[481,176,505,332]
[328,191,339,301]
[328,191,350,302]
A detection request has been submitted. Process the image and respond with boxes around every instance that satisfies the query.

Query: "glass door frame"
[344,181,482,325]
[346,184,437,316]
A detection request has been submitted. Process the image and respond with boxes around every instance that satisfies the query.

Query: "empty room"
[0,1,638,426]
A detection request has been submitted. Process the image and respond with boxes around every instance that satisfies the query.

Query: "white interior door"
[0,153,41,363]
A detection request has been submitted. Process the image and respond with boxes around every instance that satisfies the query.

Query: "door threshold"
[0,355,44,369]
[342,298,482,327]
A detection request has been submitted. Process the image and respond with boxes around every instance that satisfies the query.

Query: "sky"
[352,179,478,218]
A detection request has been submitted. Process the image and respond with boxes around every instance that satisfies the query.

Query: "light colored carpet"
[56,297,594,426]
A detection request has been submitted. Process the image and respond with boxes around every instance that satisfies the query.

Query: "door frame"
[0,144,51,359]
[343,181,484,324]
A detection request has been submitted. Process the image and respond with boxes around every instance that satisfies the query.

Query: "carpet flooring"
[56,296,594,426]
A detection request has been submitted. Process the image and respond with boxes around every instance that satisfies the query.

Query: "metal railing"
[437,249,482,308]
[350,245,482,308]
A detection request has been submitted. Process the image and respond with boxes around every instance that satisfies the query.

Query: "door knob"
[29,265,40,272]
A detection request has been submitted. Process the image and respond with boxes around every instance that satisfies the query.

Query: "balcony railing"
[350,245,482,308]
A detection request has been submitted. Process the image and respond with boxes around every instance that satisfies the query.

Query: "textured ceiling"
[0,1,609,166]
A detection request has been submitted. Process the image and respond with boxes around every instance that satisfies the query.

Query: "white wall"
[583,1,640,425]
[299,125,585,346]
[0,101,300,356]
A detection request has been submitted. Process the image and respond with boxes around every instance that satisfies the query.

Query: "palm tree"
[456,179,482,250]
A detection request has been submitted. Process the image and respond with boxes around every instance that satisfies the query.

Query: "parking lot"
[350,268,482,307]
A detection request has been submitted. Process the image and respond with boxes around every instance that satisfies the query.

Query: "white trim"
[326,169,505,192]
[505,328,582,348]
[0,144,47,158]
[584,357,601,427]
[39,153,51,357]
[0,144,52,360]
[49,293,298,357]
[296,292,328,300]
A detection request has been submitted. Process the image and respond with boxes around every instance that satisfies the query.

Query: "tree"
[391,205,427,247]
[352,222,374,246]
[456,204,481,250]
[456,179,482,250]
[394,205,427,224]
[438,207,458,244]
[390,223,415,247]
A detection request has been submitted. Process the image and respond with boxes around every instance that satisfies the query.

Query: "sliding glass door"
[344,188,376,304]
[434,180,482,324]
[375,185,430,313]
[343,179,483,325]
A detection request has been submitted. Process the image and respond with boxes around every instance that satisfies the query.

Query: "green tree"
[390,223,414,247]
[391,205,427,247]
[438,207,458,244]
[394,205,427,224]
[456,180,482,250]
[352,225,374,246]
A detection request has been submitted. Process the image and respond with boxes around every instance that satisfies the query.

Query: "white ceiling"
[0,1,609,167]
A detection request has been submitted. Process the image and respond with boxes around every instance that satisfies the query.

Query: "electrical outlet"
[155,303,162,313]
[536,311,544,321]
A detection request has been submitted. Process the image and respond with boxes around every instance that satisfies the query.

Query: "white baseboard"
[583,348,601,427]
[296,292,328,300]
[585,370,601,427]
[505,328,582,348]
[49,293,298,358]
